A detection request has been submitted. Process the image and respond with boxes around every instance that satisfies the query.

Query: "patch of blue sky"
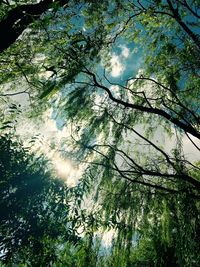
[48,3,146,130]
[50,84,74,130]
[51,36,144,130]
[100,38,144,85]
[182,13,200,35]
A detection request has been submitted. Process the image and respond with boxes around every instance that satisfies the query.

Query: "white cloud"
[101,229,115,247]
[110,85,121,98]
[182,134,200,162]
[127,69,160,100]
[52,153,82,187]
[154,129,200,162]
[120,45,130,58]
[110,53,124,77]
[15,108,83,186]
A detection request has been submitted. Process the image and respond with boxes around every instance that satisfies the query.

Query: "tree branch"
[0,0,69,53]
[167,0,200,49]
[82,69,200,139]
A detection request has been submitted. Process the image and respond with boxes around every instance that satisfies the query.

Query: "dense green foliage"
[0,134,80,266]
[0,0,200,266]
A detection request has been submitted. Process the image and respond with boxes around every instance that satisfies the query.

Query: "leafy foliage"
[0,134,78,266]
[0,0,200,266]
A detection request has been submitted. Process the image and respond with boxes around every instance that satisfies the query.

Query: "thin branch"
[0,90,30,98]
[167,0,200,49]
[107,11,143,44]
[105,111,200,189]
[82,69,200,139]
[127,76,200,123]
[185,132,200,152]
[177,0,200,18]
[0,0,69,53]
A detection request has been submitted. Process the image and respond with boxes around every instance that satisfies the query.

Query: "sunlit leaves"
[0,1,200,266]
[0,134,79,265]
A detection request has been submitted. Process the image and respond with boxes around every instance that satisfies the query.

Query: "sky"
[0,43,131,186]
[1,38,199,188]
[0,1,199,189]
[0,4,199,250]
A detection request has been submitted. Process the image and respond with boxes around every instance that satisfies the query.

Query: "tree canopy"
[0,0,200,266]
[0,133,81,266]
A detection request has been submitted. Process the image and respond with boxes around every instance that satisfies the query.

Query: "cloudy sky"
[1,39,199,187]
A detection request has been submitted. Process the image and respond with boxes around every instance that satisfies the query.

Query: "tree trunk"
[0,0,68,53]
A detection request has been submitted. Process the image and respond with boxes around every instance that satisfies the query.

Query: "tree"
[0,133,79,266]
[46,1,200,265]
[0,0,69,53]
[49,0,199,197]
[0,0,200,266]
